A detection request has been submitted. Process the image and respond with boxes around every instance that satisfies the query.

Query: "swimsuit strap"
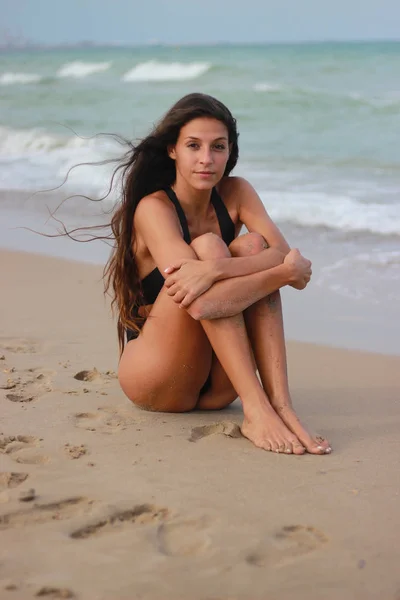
[165,187,235,246]
[164,188,191,244]
[211,187,236,245]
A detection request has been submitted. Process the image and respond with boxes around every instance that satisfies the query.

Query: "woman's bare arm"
[186,249,311,320]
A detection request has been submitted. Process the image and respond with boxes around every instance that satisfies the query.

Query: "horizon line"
[1,37,400,52]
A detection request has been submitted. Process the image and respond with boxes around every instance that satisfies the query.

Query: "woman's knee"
[191,232,231,260]
[229,232,267,257]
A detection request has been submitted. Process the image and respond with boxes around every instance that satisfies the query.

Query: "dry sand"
[0,249,399,600]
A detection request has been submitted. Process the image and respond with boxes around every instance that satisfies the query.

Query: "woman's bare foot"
[241,400,305,455]
[271,402,331,455]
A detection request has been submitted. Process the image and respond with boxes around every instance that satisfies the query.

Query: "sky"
[1,0,399,46]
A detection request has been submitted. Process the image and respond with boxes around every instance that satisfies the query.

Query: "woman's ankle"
[241,392,275,421]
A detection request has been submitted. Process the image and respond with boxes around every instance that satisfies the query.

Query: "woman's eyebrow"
[184,136,229,141]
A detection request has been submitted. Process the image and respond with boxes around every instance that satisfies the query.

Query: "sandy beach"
[1,248,399,600]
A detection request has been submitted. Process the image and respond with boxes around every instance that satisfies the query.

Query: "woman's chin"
[190,177,219,190]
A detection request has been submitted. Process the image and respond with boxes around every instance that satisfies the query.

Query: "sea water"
[1,42,399,353]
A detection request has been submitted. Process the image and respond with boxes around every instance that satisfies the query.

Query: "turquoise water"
[0,41,399,326]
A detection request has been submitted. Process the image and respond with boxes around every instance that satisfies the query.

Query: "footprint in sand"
[70,504,169,539]
[73,368,117,384]
[189,421,242,443]
[62,369,117,396]
[0,497,94,530]
[0,337,41,355]
[73,407,134,434]
[64,444,88,460]
[156,516,213,557]
[1,367,54,403]
[0,435,49,465]
[35,586,75,598]
[0,472,29,491]
[246,525,328,569]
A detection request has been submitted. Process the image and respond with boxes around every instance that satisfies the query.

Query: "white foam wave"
[318,251,400,302]
[0,72,42,85]
[57,61,112,78]
[122,60,210,82]
[253,82,283,93]
[260,191,400,236]
[0,126,89,155]
[0,126,120,195]
[348,90,400,108]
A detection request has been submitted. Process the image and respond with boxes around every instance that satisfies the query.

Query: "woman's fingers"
[166,283,179,296]
[164,259,185,274]
[172,289,187,304]
[180,292,195,308]
[164,275,178,288]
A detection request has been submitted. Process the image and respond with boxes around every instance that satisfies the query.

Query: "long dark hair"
[104,92,239,354]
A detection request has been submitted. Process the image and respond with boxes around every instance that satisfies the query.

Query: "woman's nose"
[199,148,213,164]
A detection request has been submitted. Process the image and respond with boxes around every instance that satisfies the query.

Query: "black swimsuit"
[126,187,235,343]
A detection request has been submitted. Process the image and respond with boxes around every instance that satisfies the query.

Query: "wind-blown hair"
[104,93,239,354]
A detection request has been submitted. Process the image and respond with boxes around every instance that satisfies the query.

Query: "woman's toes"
[270,441,279,453]
[315,436,331,451]
[307,443,330,455]
[293,443,306,455]
[261,441,272,452]
[290,439,305,455]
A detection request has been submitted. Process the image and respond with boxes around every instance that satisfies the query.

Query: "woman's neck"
[171,179,212,219]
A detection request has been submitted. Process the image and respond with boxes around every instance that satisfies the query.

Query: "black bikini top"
[140,187,235,306]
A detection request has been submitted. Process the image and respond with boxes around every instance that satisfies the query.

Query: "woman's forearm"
[213,248,286,281]
[187,263,290,321]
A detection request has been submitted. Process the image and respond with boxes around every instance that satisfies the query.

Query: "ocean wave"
[56,61,112,78]
[0,72,43,85]
[0,126,121,194]
[348,90,400,109]
[253,82,284,92]
[252,81,400,111]
[0,126,90,155]
[260,190,400,237]
[317,250,400,302]
[122,60,211,82]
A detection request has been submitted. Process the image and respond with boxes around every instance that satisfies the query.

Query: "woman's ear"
[167,145,176,160]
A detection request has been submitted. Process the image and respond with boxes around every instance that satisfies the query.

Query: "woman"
[107,92,331,456]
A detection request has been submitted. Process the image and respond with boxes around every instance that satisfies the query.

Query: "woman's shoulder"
[134,190,181,234]
[135,190,175,218]
[218,176,255,203]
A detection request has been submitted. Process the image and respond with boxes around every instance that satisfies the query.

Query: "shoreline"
[1,243,399,357]
[0,187,398,357]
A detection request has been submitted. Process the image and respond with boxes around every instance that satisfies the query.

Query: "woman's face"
[168,117,230,190]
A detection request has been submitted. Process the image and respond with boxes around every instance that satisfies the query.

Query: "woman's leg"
[230,233,331,455]
[190,234,305,455]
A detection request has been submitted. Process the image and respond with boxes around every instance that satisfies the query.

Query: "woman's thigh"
[118,285,213,412]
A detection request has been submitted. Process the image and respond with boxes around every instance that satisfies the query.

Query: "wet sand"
[1,249,399,600]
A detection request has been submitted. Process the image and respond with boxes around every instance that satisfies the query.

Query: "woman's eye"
[188,143,199,149]
[214,144,226,151]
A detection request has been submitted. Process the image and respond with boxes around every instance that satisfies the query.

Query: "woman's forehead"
[179,117,228,139]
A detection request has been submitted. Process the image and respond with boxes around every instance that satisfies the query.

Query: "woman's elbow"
[186,298,229,321]
[186,298,206,321]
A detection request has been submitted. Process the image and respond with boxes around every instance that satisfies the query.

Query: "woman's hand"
[164,259,217,308]
[283,249,312,290]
